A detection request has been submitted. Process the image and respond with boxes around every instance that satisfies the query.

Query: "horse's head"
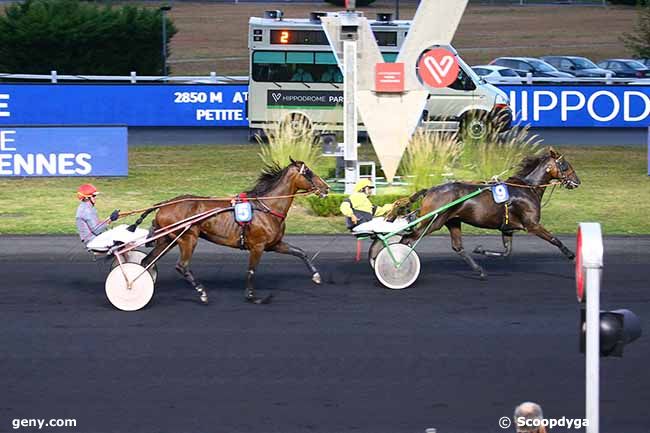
[288,158,330,198]
[546,147,580,189]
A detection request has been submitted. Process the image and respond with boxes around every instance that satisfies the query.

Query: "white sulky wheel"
[111,250,157,284]
[368,236,402,269]
[374,243,421,290]
[105,263,154,311]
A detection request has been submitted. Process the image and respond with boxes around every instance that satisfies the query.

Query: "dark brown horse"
[136,160,329,304]
[396,147,580,279]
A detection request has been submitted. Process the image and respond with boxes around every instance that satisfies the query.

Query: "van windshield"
[457,57,481,84]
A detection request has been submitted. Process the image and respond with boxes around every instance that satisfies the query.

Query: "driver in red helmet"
[75,184,120,244]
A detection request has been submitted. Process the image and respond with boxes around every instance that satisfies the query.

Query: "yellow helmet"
[354,178,375,192]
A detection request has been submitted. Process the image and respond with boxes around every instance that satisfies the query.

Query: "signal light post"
[576,222,642,433]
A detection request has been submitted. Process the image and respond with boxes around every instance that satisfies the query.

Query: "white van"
[421,45,512,139]
[247,12,512,139]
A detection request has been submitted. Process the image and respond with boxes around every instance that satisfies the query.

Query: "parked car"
[490,57,574,78]
[472,65,523,83]
[633,58,650,68]
[540,56,610,77]
[596,59,650,78]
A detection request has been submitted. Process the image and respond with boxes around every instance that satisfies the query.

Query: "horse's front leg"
[474,231,513,257]
[525,223,575,260]
[245,245,273,304]
[269,241,321,284]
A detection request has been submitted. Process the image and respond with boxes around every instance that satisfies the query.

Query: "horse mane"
[246,163,289,196]
[513,152,549,178]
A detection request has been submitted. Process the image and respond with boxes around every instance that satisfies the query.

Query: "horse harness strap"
[232,193,287,250]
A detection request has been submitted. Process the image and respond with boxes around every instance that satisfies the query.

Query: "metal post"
[343,19,358,195]
[160,5,172,78]
[579,222,603,433]
[585,266,600,433]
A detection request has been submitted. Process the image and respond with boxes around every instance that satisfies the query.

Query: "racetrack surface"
[1,235,649,433]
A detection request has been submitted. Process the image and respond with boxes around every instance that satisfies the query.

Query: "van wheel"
[248,128,264,142]
[460,111,490,141]
[286,113,313,138]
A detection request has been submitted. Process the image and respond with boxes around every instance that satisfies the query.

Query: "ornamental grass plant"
[401,128,462,193]
[257,117,322,169]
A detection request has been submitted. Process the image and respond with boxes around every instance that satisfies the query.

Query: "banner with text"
[0,85,249,127]
[0,126,127,177]
[500,85,650,127]
[1,84,649,128]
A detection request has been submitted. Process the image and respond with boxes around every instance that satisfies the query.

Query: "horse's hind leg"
[175,232,209,304]
[446,219,487,280]
[525,223,575,260]
[473,231,513,257]
[245,245,272,304]
[269,241,321,284]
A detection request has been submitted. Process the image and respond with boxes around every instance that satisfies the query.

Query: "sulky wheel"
[105,263,154,311]
[368,236,402,269]
[373,243,421,290]
[111,250,157,284]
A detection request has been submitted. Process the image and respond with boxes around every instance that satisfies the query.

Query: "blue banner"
[0,84,249,127]
[499,85,650,128]
[1,83,648,128]
[0,126,127,177]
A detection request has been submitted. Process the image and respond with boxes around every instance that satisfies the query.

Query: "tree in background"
[624,3,650,59]
[0,0,177,75]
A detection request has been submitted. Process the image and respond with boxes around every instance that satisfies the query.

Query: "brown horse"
[396,147,580,279]
[135,159,330,304]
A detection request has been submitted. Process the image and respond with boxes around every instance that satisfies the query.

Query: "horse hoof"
[479,271,488,280]
[199,292,209,304]
[473,246,485,255]
[246,294,273,305]
[312,272,322,285]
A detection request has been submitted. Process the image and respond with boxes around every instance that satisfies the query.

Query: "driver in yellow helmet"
[340,179,394,229]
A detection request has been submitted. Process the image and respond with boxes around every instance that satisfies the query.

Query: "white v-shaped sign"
[322,0,468,183]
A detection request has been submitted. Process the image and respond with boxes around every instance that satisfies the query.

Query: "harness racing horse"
[136,159,329,304]
[394,147,580,279]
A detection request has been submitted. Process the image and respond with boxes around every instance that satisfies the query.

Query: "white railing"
[0,71,248,84]
[2,71,649,86]
[483,73,650,85]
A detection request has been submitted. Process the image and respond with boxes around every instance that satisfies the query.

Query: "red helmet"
[77,183,99,200]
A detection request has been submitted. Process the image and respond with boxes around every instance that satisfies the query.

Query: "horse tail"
[127,207,158,232]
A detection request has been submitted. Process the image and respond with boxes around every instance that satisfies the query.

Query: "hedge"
[305,193,406,216]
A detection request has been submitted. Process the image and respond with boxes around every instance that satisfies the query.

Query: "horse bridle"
[298,163,326,195]
[552,154,577,187]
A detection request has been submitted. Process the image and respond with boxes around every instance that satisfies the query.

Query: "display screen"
[269,29,398,46]
[373,31,398,47]
[270,30,329,45]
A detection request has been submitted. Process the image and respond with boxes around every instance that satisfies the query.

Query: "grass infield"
[0,144,648,236]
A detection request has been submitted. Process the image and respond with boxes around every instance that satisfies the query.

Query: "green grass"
[0,145,648,235]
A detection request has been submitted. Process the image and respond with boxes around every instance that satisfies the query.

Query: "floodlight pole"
[160,5,172,78]
[342,6,359,194]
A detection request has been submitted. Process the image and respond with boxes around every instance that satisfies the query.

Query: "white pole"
[343,27,358,195]
[585,266,600,433]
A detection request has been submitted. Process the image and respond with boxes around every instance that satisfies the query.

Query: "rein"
[117,191,315,218]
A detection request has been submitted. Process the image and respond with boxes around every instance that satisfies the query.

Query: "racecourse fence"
[1,73,649,128]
